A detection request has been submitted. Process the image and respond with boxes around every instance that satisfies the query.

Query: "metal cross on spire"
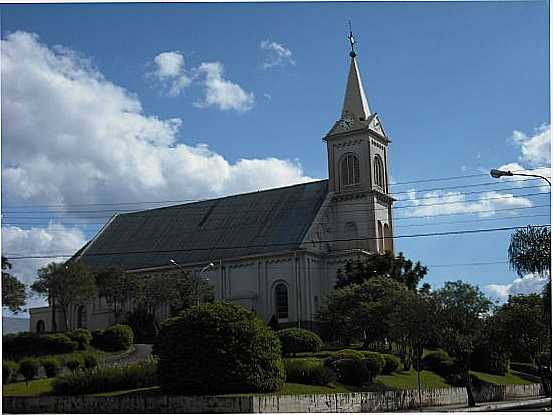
[348,20,356,58]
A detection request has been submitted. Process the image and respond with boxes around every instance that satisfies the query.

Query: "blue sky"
[1,1,550,316]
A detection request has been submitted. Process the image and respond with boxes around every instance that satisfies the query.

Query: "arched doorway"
[36,320,45,333]
[76,305,87,328]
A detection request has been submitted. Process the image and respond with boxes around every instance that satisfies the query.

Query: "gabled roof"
[76,180,329,271]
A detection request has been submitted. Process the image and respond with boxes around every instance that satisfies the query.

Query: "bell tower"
[323,30,395,253]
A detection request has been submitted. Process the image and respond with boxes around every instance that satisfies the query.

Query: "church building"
[30,41,395,333]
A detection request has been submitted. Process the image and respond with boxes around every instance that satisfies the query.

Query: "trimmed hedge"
[93,325,134,352]
[422,350,454,376]
[67,329,93,350]
[284,358,336,385]
[332,358,370,386]
[277,328,323,356]
[363,352,386,381]
[3,332,78,360]
[155,303,285,394]
[3,360,19,384]
[381,354,401,375]
[333,349,365,361]
[40,357,62,378]
[53,358,157,395]
[19,357,40,383]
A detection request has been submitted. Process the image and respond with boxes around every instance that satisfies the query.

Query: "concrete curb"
[457,397,551,412]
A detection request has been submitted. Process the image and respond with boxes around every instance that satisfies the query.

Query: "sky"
[1,1,550,317]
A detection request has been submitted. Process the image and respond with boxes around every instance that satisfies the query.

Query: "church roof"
[341,56,371,121]
[75,180,329,271]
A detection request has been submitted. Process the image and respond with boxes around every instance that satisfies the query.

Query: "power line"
[5,224,550,260]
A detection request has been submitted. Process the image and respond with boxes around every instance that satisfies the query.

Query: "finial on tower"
[348,20,356,58]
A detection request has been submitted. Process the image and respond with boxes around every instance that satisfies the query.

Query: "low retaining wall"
[3,383,544,413]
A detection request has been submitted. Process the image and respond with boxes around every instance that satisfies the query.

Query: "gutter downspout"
[295,251,300,328]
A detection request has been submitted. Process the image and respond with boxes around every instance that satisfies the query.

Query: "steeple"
[341,28,371,121]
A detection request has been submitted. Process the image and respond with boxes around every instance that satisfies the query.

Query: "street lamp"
[169,259,214,306]
[490,169,551,186]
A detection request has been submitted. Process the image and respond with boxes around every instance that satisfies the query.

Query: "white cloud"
[485,273,549,303]
[1,224,88,311]
[511,124,551,167]
[260,40,295,69]
[402,189,533,218]
[152,51,192,96]
[195,62,255,112]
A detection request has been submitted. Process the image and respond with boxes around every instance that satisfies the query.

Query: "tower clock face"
[338,116,353,130]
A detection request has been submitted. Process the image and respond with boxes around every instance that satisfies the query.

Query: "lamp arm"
[511,173,551,186]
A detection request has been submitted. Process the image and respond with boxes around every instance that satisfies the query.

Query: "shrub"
[332,358,370,386]
[96,325,134,352]
[42,333,79,355]
[67,329,93,350]
[3,360,19,384]
[91,330,103,348]
[422,350,454,376]
[284,358,336,385]
[40,357,62,378]
[471,348,509,375]
[155,302,285,394]
[333,349,365,361]
[277,328,323,356]
[19,357,40,383]
[66,357,82,372]
[3,332,77,359]
[363,352,386,381]
[381,354,401,375]
[53,358,157,395]
[83,354,98,370]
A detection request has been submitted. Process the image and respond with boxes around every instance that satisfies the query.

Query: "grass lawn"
[2,378,55,397]
[376,369,450,390]
[470,370,535,385]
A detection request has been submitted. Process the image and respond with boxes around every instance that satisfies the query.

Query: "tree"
[433,281,491,407]
[318,276,408,347]
[31,262,96,331]
[1,256,26,313]
[495,293,551,397]
[387,290,437,406]
[95,268,142,323]
[335,252,427,290]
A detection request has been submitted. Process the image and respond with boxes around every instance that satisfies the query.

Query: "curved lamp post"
[169,259,214,306]
[490,169,551,187]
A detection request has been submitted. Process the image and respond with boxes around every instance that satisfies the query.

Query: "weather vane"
[348,20,356,58]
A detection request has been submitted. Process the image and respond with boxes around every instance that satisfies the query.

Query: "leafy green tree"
[319,276,408,347]
[495,293,551,397]
[433,281,491,407]
[2,256,26,313]
[95,268,142,322]
[32,262,96,331]
[335,252,427,290]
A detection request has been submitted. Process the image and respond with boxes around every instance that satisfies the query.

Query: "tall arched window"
[274,283,289,321]
[374,155,384,189]
[377,221,384,253]
[341,154,360,187]
[36,320,45,334]
[383,223,393,253]
[77,305,87,328]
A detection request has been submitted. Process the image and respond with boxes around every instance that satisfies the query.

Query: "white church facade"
[30,45,395,334]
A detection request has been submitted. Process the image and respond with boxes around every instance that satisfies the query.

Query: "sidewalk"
[405,396,552,412]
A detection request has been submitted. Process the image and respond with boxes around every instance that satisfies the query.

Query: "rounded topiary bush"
[67,329,93,350]
[332,358,370,386]
[362,352,386,382]
[155,302,285,394]
[284,358,336,385]
[381,354,401,375]
[40,357,62,378]
[98,324,134,351]
[422,350,454,376]
[42,333,79,355]
[276,328,323,356]
[19,357,40,383]
[3,360,18,384]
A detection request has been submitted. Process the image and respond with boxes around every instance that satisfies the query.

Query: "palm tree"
[508,226,551,278]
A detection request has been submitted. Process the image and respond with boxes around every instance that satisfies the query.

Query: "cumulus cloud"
[1,224,88,310]
[194,62,255,112]
[485,273,549,303]
[511,124,551,167]
[260,40,295,69]
[151,51,192,96]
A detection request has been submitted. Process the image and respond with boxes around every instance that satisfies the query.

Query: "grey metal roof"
[77,180,328,271]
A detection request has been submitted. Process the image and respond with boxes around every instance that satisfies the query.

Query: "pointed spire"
[341,25,371,121]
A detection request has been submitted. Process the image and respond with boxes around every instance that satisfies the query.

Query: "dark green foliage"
[40,357,61,378]
[333,349,365,361]
[3,360,18,384]
[67,329,93,350]
[277,328,323,356]
[3,332,78,360]
[362,352,385,381]
[332,358,370,386]
[19,357,40,383]
[422,350,454,376]
[2,256,26,313]
[381,354,401,374]
[93,324,134,351]
[284,358,336,385]
[471,345,509,375]
[66,357,82,372]
[83,354,98,370]
[91,330,103,348]
[508,226,551,277]
[53,359,157,395]
[124,307,158,343]
[155,302,285,394]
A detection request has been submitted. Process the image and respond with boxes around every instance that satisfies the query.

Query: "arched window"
[274,283,288,321]
[341,154,360,187]
[383,223,393,253]
[36,320,45,334]
[377,221,384,253]
[77,305,87,328]
[374,155,384,189]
